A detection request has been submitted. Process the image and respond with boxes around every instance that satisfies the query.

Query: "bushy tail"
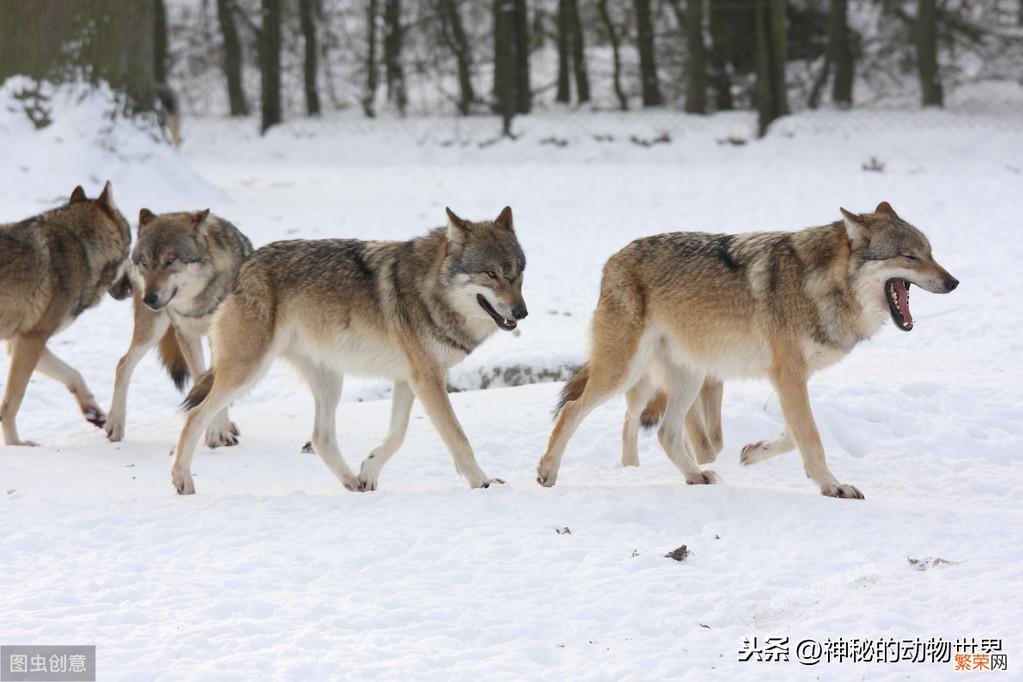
[158,328,190,391]
[181,369,214,411]
[553,364,590,418]
[640,390,667,429]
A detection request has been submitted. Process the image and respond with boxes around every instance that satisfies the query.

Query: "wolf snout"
[944,276,959,292]
[143,292,160,308]
[512,306,528,320]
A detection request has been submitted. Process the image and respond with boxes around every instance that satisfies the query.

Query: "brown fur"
[0,182,131,445]
[538,203,958,499]
[158,328,189,391]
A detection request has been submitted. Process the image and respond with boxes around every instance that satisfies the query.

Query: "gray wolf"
[105,209,253,445]
[0,182,131,446]
[537,202,958,499]
[170,206,527,494]
[155,84,182,148]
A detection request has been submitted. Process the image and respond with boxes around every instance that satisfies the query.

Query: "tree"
[597,0,627,111]
[493,0,517,134]
[754,0,788,137]
[437,0,476,115]
[829,0,853,107]
[259,0,282,133]
[363,0,379,117]
[513,0,531,114]
[916,0,943,106]
[299,0,321,116]
[684,0,707,114]
[707,0,733,110]
[0,0,156,114]
[555,0,589,105]
[383,0,406,114]
[216,0,249,116]
[634,0,663,106]
[154,0,168,85]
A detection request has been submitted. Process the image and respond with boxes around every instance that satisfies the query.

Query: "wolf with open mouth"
[538,201,958,500]
[170,206,527,495]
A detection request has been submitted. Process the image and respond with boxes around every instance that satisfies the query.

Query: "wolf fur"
[105,209,253,446]
[171,206,528,494]
[537,202,958,499]
[0,183,131,445]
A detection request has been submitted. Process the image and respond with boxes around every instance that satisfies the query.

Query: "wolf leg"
[34,348,105,427]
[358,381,415,491]
[622,373,656,467]
[685,378,723,464]
[740,432,794,465]
[409,367,500,489]
[769,346,863,500]
[177,330,238,448]
[658,365,719,485]
[1,334,46,446]
[106,309,169,441]
[290,357,362,492]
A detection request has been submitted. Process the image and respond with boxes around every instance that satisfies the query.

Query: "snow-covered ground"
[2,89,1021,679]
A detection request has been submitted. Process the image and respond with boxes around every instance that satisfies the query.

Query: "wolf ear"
[192,209,211,235]
[840,207,872,247]
[494,206,514,231]
[446,207,471,243]
[138,208,156,231]
[69,185,87,203]
[97,181,116,211]
[874,201,898,218]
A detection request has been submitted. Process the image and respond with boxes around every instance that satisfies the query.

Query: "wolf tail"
[553,364,590,418]
[181,369,214,411]
[640,391,667,429]
[158,328,190,391]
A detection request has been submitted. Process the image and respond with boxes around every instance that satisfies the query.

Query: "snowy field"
[2,88,1022,679]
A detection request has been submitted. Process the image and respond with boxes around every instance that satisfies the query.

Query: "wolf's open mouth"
[477,294,517,331]
[886,279,913,331]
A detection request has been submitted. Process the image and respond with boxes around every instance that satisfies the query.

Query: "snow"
[1,87,1022,679]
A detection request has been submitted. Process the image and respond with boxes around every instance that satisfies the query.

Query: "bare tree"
[216,0,249,116]
[494,0,517,134]
[754,0,788,136]
[707,0,732,110]
[634,0,663,106]
[383,0,406,114]
[556,0,572,103]
[597,0,627,111]
[259,0,282,133]
[363,0,379,117]
[916,0,943,106]
[556,0,589,105]
[685,0,707,114]
[829,0,853,108]
[437,0,476,115]
[299,0,320,116]
[513,0,531,114]
[154,0,168,84]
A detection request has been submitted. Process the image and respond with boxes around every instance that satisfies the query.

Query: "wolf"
[169,206,527,494]
[155,84,182,148]
[0,182,131,446]
[537,202,958,499]
[105,209,253,445]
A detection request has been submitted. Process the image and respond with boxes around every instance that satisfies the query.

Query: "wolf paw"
[343,475,367,492]
[471,477,505,489]
[172,469,195,495]
[82,405,106,427]
[6,439,40,447]
[536,462,558,487]
[104,414,125,442]
[685,470,720,485]
[821,483,864,500]
[740,441,771,465]
[205,423,240,449]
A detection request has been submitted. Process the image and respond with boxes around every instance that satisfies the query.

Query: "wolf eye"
[486,271,498,279]
[903,254,917,261]
[164,256,177,267]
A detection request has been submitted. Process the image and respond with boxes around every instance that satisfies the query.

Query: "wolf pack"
[0,183,958,500]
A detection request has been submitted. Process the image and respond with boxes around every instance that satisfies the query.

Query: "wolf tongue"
[895,279,912,324]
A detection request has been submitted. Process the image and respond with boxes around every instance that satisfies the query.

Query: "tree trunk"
[634,0,663,106]
[494,0,516,134]
[754,0,788,137]
[383,0,406,114]
[916,0,943,107]
[299,0,321,116]
[363,0,379,117]
[216,0,249,116]
[438,0,475,115]
[259,0,282,133]
[684,0,706,114]
[597,0,627,111]
[829,0,853,108]
[556,0,571,103]
[567,0,589,103]
[0,0,156,114]
[513,0,531,114]
[707,0,732,110]
[154,0,168,84]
